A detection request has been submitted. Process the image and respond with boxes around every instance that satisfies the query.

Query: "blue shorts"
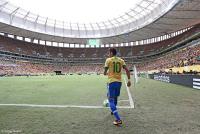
[107,82,122,98]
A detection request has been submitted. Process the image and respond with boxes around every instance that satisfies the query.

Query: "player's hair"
[109,48,117,56]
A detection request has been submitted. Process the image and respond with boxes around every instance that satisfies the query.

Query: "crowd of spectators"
[137,42,200,73]
[0,57,104,76]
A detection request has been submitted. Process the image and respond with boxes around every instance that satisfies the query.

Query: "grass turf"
[0,75,128,105]
[0,75,200,134]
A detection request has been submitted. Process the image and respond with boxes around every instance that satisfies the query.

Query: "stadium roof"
[0,0,200,44]
[6,0,150,24]
[0,0,166,37]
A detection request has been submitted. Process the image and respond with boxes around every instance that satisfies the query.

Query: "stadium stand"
[0,57,103,76]
[0,24,200,75]
[0,24,199,59]
[137,40,200,74]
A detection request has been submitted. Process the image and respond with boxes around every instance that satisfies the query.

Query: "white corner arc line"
[118,100,129,102]
[0,104,132,109]
[124,78,135,108]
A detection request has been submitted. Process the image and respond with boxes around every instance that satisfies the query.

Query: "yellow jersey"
[104,56,126,83]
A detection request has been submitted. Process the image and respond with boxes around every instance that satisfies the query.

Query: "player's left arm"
[122,60,131,87]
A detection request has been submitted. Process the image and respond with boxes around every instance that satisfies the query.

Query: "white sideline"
[0,104,132,109]
[124,78,135,108]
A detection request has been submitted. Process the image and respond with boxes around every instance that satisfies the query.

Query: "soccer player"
[104,48,131,126]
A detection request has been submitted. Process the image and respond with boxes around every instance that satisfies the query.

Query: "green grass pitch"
[0,75,200,134]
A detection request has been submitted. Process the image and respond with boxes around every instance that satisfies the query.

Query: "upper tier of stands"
[0,24,200,59]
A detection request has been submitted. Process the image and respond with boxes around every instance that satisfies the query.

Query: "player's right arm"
[104,58,109,75]
[104,67,108,75]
